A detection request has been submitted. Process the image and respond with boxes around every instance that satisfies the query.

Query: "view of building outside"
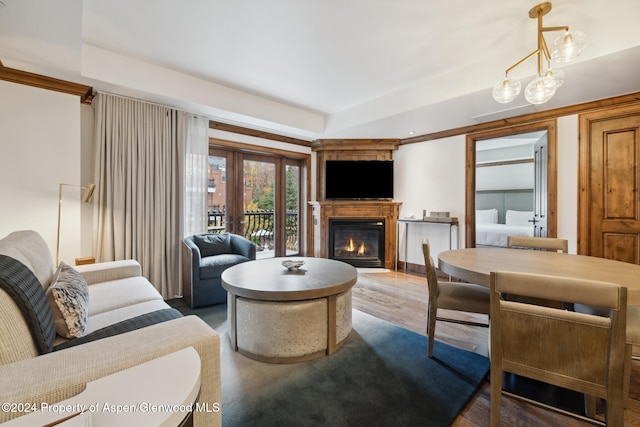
[207,155,300,255]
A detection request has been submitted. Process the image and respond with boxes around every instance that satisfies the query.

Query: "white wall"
[556,115,579,254]
[0,81,85,263]
[394,115,581,266]
[476,163,534,191]
[393,135,466,267]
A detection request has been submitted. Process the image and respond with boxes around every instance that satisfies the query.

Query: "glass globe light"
[551,30,587,63]
[492,77,522,103]
[525,76,556,104]
[544,67,564,88]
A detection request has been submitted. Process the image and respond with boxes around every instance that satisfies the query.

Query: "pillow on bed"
[505,210,534,226]
[476,209,498,224]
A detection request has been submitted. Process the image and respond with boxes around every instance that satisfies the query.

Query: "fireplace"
[329,219,385,268]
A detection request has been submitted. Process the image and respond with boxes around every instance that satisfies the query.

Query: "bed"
[476,209,534,247]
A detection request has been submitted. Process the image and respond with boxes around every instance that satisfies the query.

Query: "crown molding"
[0,63,93,104]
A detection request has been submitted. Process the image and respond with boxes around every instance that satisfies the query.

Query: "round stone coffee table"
[221,257,357,363]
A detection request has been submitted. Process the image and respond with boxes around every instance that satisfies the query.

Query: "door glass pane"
[286,164,300,255]
[244,159,276,258]
[207,155,227,233]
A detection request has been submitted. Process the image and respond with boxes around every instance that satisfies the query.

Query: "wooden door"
[579,103,640,262]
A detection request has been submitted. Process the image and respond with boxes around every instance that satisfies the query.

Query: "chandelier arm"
[540,25,569,33]
[539,34,552,61]
[505,49,541,75]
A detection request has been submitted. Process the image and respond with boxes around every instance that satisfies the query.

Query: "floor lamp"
[56,183,95,267]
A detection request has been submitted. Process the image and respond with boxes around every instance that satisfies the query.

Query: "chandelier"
[492,2,586,105]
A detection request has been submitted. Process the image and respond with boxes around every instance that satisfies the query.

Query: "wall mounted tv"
[325,160,394,200]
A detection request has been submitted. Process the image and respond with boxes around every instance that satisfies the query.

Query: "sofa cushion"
[79,299,171,339]
[199,254,250,279]
[54,308,183,351]
[87,276,163,316]
[0,255,56,355]
[0,230,55,289]
[46,262,90,338]
[194,233,231,257]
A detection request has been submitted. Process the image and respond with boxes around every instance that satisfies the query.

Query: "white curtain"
[93,93,207,299]
[180,112,209,237]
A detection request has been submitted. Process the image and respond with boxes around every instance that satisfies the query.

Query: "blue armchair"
[182,233,256,308]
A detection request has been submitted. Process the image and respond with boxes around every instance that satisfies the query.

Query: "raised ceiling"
[1,0,639,141]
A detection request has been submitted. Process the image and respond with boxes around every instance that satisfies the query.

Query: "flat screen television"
[325,160,394,200]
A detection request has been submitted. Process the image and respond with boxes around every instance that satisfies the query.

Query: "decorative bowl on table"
[282,259,305,271]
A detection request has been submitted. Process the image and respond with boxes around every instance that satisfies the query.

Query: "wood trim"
[401,91,640,145]
[209,137,310,159]
[0,64,93,104]
[465,140,476,248]
[465,120,557,248]
[209,121,311,147]
[311,139,400,151]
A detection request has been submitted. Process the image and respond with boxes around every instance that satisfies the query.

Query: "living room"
[2,1,640,426]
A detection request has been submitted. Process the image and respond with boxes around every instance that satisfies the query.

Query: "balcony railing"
[208,210,298,251]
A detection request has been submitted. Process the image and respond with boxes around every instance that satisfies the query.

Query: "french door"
[208,147,304,258]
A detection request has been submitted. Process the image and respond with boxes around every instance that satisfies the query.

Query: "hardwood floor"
[353,269,640,427]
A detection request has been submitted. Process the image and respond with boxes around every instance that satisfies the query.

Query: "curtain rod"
[95,90,207,120]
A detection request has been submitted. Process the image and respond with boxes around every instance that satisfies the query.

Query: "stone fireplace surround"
[309,139,401,270]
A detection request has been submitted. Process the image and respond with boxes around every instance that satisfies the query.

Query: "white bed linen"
[476,223,533,247]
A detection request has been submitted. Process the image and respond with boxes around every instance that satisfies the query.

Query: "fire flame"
[344,238,366,256]
[347,238,355,253]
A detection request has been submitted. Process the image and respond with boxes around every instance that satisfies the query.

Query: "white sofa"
[0,230,221,426]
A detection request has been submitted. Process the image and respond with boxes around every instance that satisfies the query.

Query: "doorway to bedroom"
[473,130,550,248]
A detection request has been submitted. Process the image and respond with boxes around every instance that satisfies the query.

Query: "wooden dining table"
[439,247,640,417]
[438,247,640,305]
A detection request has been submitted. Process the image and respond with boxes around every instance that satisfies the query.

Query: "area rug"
[173,302,490,427]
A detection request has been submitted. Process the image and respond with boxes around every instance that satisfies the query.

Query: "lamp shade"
[544,67,564,88]
[82,183,96,203]
[551,30,587,63]
[524,76,556,104]
[492,77,522,103]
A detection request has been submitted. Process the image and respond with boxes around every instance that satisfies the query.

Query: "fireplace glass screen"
[329,219,385,268]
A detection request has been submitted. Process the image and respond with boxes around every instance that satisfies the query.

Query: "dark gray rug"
[170,300,490,427]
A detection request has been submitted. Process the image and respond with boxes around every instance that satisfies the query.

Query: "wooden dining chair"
[422,240,490,358]
[490,271,627,427]
[574,303,640,407]
[506,235,568,253]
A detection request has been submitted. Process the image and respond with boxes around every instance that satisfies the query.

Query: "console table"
[395,217,459,271]
[4,347,202,427]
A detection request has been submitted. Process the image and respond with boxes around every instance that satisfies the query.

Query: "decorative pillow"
[476,209,498,224]
[194,233,232,257]
[46,261,90,338]
[505,210,534,226]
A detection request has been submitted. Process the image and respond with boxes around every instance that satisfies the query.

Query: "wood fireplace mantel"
[309,200,402,270]
[308,139,401,270]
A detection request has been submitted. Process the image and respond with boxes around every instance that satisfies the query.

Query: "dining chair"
[574,303,640,407]
[490,271,626,427]
[506,235,568,253]
[422,240,490,358]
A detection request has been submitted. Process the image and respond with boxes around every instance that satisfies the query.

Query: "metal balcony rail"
[208,210,298,250]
